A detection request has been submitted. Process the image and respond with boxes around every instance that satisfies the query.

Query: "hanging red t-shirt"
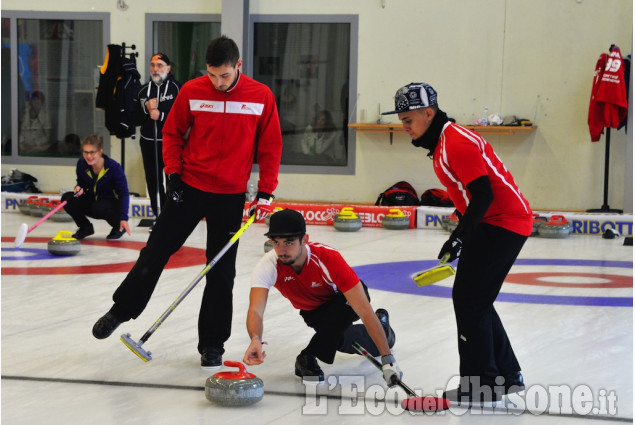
[251,242,359,311]
[588,46,628,142]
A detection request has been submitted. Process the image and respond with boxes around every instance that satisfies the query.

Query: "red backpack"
[375,181,419,206]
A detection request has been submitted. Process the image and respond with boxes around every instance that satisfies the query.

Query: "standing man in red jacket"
[383,83,533,403]
[92,36,283,370]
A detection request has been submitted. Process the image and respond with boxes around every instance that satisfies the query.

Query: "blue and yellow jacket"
[75,154,130,221]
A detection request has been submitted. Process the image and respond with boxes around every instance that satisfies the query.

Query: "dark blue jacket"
[75,154,130,220]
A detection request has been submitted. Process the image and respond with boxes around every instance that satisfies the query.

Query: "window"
[1,18,11,156]
[145,14,221,85]
[249,15,358,175]
[1,11,109,164]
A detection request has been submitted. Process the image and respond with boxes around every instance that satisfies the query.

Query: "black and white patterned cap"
[382,82,437,115]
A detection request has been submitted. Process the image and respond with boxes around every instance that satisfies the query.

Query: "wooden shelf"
[349,123,536,142]
[348,123,404,133]
[463,125,536,135]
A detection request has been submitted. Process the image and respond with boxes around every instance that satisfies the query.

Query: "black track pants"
[452,223,527,382]
[111,183,245,353]
[62,191,120,229]
[139,138,166,218]
[299,282,379,364]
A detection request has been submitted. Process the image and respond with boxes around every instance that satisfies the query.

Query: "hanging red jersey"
[588,46,628,142]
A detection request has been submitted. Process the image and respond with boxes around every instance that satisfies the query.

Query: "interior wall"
[2,0,632,211]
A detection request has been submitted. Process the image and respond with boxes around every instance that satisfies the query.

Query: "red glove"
[249,193,273,222]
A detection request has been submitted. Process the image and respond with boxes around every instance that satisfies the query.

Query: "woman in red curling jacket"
[383,82,533,404]
[92,36,283,371]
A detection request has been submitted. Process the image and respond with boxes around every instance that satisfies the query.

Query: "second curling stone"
[382,209,410,230]
[333,207,362,232]
[538,215,571,238]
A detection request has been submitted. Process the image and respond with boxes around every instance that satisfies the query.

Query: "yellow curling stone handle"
[52,230,76,241]
[387,209,406,218]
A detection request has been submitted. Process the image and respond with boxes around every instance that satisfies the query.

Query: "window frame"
[144,13,222,84]
[247,14,359,176]
[0,10,110,166]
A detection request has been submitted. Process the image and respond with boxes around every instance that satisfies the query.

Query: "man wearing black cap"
[383,83,533,403]
[242,208,400,385]
[131,53,181,221]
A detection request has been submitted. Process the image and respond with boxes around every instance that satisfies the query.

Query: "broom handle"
[27,200,68,233]
[353,342,417,397]
[28,191,83,233]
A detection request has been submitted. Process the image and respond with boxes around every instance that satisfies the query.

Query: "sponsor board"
[416,206,633,236]
[243,202,417,228]
[1,192,156,219]
[3,191,631,235]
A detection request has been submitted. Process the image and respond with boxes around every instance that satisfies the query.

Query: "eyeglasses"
[82,150,99,156]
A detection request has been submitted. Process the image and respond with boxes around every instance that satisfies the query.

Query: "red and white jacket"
[588,46,628,142]
[162,72,282,194]
[433,122,533,236]
[251,242,360,311]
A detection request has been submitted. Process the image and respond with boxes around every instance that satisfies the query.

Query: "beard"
[278,256,295,265]
[151,71,168,85]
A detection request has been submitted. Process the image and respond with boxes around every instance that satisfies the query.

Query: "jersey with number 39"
[251,242,359,311]
[588,46,628,142]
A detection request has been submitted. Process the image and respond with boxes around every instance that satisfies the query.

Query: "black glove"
[438,229,462,262]
[167,173,184,205]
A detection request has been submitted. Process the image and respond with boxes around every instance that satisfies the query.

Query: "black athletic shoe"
[375,308,396,348]
[72,224,94,240]
[201,347,223,370]
[503,371,525,395]
[92,312,122,339]
[106,227,126,240]
[294,353,324,383]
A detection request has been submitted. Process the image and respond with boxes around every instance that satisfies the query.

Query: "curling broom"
[353,342,450,412]
[14,192,81,248]
[411,253,456,287]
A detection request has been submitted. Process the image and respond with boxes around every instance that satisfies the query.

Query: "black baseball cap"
[264,209,306,237]
[382,82,438,115]
[152,53,171,66]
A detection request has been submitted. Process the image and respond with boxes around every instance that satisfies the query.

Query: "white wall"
[2,0,632,211]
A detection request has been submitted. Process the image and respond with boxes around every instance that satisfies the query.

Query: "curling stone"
[47,230,81,256]
[49,200,73,222]
[382,209,410,230]
[538,215,571,238]
[205,361,264,407]
[264,239,273,253]
[333,207,362,232]
[19,195,39,215]
[265,207,283,226]
[531,214,548,236]
[442,212,459,233]
[31,198,50,217]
